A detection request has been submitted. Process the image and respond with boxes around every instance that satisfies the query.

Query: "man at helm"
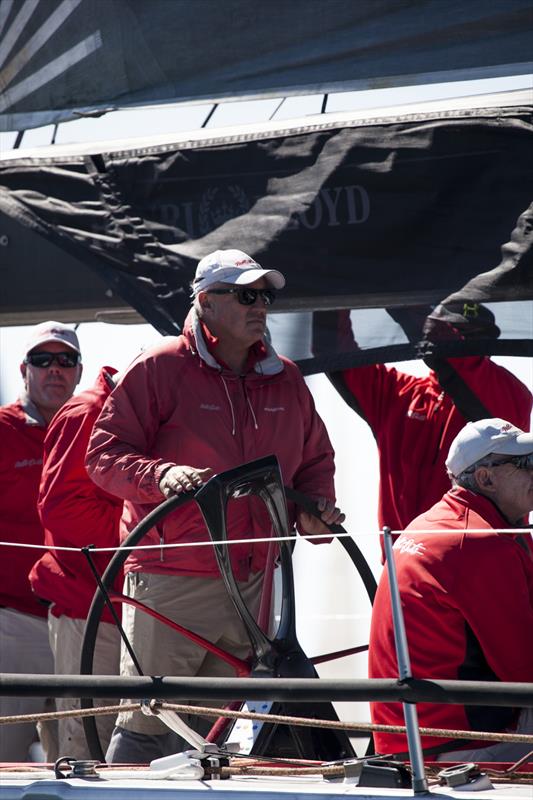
[87,249,344,762]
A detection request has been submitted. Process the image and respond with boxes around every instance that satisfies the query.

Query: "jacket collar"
[446,486,517,530]
[17,391,47,427]
[184,307,284,376]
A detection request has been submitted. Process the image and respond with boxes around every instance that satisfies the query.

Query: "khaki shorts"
[48,612,121,759]
[116,571,265,734]
[0,607,57,762]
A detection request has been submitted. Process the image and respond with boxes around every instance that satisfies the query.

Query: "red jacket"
[29,368,122,622]
[339,357,532,539]
[369,487,533,755]
[86,311,336,580]
[0,397,48,617]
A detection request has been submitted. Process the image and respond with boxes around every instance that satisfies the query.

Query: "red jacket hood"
[182,307,285,377]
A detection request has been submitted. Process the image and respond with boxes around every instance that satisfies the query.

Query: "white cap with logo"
[192,249,285,294]
[446,417,533,477]
[24,321,81,356]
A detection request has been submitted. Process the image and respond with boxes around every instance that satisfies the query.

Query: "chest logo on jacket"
[14,457,43,469]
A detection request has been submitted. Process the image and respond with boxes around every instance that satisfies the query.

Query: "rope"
[216,764,352,777]
[1,761,531,783]
[0,703,134,725]
[1,701,532,745]
[211,764,533,781]
[160,702,533,744]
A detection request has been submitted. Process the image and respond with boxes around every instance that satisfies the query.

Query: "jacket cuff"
[153,462,176,498]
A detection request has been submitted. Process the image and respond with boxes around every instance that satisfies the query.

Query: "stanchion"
[382,526,428,794]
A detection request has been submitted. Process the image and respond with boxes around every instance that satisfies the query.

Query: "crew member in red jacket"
[0,321,82,762]
[369,418,533,761]
[314,306,532,557]
[29,367,122,759]
[86,249,344,763]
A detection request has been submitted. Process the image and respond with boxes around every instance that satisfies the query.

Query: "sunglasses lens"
[28,352,52,367]
[56,352,79,367]
[238,289,257,305]
[237,288,276,306]
[518,453,533,470]
[27,351,79,368]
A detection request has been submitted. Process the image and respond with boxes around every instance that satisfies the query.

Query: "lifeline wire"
[0,526,529,553]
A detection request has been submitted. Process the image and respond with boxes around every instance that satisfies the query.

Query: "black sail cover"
[1,106,532,373]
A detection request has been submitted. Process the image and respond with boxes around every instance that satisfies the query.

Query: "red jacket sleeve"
[38,401,122,550]
[284,367,336,542]
[342,357,532,434]
[447,356,532,430]
[340,363,419,431]
[291,370,336,502]
[86,355,177,504]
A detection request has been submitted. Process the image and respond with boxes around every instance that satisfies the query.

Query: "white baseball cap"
[446,418,533,477]
[192,249,285,294]
[24,321,81,356]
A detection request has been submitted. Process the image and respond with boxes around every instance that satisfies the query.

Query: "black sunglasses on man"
[25,351,81,368]
[206,288,276,306]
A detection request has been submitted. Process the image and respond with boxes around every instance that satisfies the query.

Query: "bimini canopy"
[1,94,532,373]
[0,0,531,131]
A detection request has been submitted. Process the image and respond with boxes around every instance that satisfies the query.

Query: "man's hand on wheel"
[159,465,213,498]
[298,497,345,536]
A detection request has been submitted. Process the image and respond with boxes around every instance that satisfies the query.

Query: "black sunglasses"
[492,454,533,471]
[25,351,80,368]
[206,287,277,306]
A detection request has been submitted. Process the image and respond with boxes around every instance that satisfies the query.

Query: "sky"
[1,75,532,732]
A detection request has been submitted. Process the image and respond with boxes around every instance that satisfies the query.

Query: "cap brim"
[232,268,285,289]
[496,431,533,456]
